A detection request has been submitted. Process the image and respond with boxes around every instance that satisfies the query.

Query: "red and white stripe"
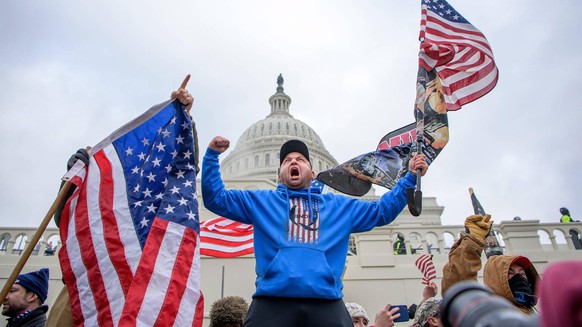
[419,4,498,110]
[415,254,437,285]
[59,145,203,326]
[119,219,203,326]
[287,198,320,243]
[200,216,254,258]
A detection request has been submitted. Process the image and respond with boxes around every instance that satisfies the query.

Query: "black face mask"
[508,274,536,307]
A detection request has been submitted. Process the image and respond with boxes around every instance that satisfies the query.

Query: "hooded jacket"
[442,233,539,315]
[484,255,539,315]
[202,148,416,300]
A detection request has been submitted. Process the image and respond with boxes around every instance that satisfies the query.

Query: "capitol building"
[1,76,580,326]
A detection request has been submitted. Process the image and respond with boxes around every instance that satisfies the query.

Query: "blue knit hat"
[15,268,49,304]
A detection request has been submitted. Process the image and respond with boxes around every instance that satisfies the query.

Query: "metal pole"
[221,265,225,299]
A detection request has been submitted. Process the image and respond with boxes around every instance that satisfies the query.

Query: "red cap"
[511,256,532,270]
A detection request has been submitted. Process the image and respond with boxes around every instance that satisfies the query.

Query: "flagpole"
[0,180,74,302]
[468,187,504,257]
[221,265,225,299]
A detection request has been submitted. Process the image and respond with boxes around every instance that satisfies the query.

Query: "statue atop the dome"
[276,74,284,93]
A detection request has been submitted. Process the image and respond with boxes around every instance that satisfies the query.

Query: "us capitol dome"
[220,74,338,181]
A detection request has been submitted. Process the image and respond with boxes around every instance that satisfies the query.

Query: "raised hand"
[209,136,230,153]
[374,303,400,327]
[170,74,194,114]
[464,214,493,243]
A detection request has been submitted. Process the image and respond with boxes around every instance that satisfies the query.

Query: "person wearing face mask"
[202,137,428,327]
[484,255,538,314]
[441,214,540,315]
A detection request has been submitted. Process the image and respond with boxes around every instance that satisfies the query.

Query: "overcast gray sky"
[1,0,581,228]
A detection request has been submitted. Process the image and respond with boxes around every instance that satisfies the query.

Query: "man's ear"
[310,170,315,179]
[427,316,439,326]
[25,292,38,304]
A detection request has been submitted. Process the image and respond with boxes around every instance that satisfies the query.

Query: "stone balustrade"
[0,221,580,327]
[0,227,61,257]
[1,221,580,269]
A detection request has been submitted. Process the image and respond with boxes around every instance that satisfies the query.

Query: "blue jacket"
[202,148,416,299]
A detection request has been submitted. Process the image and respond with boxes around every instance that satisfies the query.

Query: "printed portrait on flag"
[317,68,448,196]
[414,66,449,163]
[317,145,413,196]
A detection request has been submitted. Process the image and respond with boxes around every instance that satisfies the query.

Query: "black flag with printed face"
[317,69,449,196]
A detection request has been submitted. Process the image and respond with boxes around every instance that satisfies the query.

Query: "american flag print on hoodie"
[287,197,320,244]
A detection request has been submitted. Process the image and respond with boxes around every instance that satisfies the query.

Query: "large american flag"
[200,217,254,258]
[415,254,437,285]
[59,99,204,326]
[419,0,498,110]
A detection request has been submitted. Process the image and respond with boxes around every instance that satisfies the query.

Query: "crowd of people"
[3,81,581,327]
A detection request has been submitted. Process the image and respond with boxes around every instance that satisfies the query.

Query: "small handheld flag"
[415,254,437,285]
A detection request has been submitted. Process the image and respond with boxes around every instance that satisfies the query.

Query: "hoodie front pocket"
[257,246,339,298]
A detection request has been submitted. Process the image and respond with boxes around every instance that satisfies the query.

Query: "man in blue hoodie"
[202,136,428,327]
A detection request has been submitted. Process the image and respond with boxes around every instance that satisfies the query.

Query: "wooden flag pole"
[0,179,74,302]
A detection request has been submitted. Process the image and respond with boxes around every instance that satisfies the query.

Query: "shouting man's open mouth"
[290,167,300,178]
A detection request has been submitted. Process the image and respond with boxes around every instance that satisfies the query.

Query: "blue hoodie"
[202,148,416,300]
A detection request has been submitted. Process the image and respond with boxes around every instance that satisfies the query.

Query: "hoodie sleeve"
[201,147,253,224]
[441,233,484,295]
[375,171,416,226]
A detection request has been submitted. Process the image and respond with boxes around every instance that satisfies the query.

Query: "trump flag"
[59,99,203,326]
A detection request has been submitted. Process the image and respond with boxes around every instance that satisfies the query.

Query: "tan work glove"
[464,214,493,243]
